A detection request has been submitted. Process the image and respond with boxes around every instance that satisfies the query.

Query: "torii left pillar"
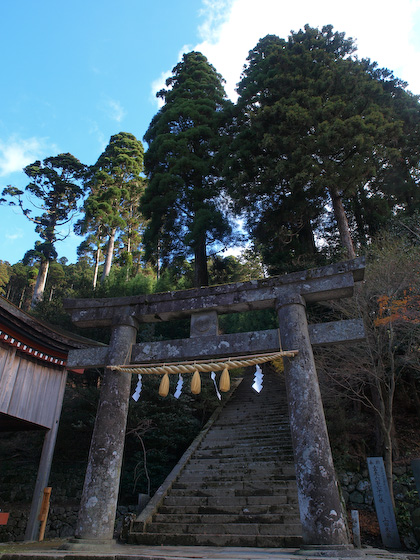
[74,316,138,543]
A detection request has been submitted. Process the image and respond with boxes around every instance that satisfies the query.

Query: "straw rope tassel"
[219,367,230,392]
[191,369,201,394]
[159,373,170,397]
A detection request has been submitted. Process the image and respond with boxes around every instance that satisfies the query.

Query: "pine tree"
[79,132,145,281]
[2,153,86,305]
[228,25,418,269]
[142,52,233,287]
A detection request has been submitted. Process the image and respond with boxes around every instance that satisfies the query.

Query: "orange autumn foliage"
[375,288,420,326]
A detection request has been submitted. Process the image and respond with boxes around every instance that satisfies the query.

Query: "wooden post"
[38,487,52,541]
[25,370,67,541]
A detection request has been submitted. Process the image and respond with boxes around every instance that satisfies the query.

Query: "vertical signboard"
[367,457,401,549]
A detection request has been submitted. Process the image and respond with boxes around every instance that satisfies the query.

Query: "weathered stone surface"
[190,310,219,337]
[277,295,349,547]
[130,319,364,365]
[63,258,364,328]
[75,319,139,541]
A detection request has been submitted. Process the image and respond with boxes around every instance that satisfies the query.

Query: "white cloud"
[148,0,420,113]
[0,136,49,177]
[102,98,126,123]
[88,121,108,153]
[193,0,420,98]
[198,0,234,43]
[150,70,172,108]
[5,229,24,241]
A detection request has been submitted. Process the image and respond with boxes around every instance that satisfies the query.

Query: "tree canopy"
[227,25,420,272]
[77,132,145,282]
[1,153,86,305]
[142,51,234,287]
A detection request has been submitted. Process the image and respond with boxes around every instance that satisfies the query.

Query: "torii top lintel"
[63,258,365,329]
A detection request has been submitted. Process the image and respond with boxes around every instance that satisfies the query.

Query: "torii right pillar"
[277,294,350,548]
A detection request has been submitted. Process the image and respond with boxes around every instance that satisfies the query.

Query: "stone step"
[178,467,295,479]
[143,521,303,536]
[129,532,303,548]
[151,513,301,525]
[176,475,296,486]
[184,458,295,470]
[171,479,298,490]
[198,439,293,449]
[162,494,298,507]
[195,446,293,456]
[129,373,302,548]
[203,426,290,435]
[212,404,287,412]
[205,418,290,425]
[157,503,299,516]
[201,436,291,445]
[191,452,294,462]
[193,445,293,454]
[215,419,288,427]
[168,488,299,500]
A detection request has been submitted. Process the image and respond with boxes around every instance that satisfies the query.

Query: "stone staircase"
[129,370,302,547]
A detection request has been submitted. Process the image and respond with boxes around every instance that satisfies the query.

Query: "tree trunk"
[328,185,356,259]
[194,234,208,287]
[351,191,367,245]
[18,287,25,309]
[298,216,317,255]
[31,259,50,308]
[93,246,100,289]
[101,228,116,282]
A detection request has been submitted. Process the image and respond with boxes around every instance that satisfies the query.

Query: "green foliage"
[219,308,277,335]
[3,154,86,251]
[142,51,234,287]
[395,488,419,537]
[228,25,420,272]
[0,261,11,295]
[92,268,154,298]
[78,132,146,282]
[2,153,87,305]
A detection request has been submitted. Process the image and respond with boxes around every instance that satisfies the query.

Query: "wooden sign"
[367,458,401,549]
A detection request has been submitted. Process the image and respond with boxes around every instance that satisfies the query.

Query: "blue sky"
[1,0,420,265]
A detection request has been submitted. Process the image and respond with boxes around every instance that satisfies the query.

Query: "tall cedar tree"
[1,154,86,306]
[78,132,145,282]
[228,25,418,271]
[142,52,233,287]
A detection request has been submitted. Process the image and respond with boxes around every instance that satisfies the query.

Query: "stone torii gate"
[64,257,365,549]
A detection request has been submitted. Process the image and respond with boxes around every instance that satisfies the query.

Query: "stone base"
[295,544,364,557]
[59,537,117,551]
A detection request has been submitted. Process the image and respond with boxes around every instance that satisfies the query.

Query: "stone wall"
[338,465,420,551]
[0,503,138,543]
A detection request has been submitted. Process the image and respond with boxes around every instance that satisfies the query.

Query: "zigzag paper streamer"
[132,374,142,401]
[211,371,221,400]
[252,364,263,393]
[174,373,183,399]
